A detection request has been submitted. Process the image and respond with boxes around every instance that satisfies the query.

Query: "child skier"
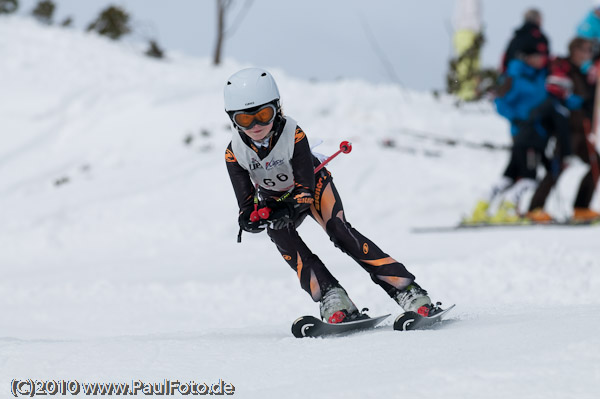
[224,68,437,323]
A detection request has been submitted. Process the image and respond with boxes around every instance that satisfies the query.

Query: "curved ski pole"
[256,141,353,217]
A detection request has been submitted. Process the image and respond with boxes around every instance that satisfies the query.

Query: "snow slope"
[1,17,599,398]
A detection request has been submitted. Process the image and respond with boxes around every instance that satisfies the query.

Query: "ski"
[393,304,456,331]
[291,314,390,338]
[412,219,600,233]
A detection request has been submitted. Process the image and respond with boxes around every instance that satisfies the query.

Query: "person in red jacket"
[528,38,600,222]
[224,68,440,323]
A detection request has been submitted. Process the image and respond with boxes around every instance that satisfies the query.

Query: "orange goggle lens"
[233,105,275,129]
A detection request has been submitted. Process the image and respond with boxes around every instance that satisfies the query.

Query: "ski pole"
[585,136,599,183]
[582,118,599,185]
[314,141,352,173]
[238,184,268,243]
[249,184,262,222]
[255,141,353,218]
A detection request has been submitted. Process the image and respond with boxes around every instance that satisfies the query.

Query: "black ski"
[412,219,600,233]
[393,304,456,331]
[291,314,390,338]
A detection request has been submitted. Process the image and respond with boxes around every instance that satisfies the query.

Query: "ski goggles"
[232,104,276,130]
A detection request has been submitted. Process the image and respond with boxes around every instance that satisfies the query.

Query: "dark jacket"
[502,22,550,73]
[548,57,595,135]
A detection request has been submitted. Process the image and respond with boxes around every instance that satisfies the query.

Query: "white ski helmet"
[224,68,280,112]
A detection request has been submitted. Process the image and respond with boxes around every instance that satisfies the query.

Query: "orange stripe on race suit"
[296,253,321,301]
[362,258,412,289]
[310,205,325,228]
[296,252,303,280]
[295,128,306,144]
[309,270,321,301]
[294,192,314,205]
[319,183,336,226]
[225,149,237,163]
[361,257,398,267]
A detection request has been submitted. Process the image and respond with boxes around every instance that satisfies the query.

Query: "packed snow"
[1,17,599,398]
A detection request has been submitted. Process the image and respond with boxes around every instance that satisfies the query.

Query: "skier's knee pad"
[325,217,353,253]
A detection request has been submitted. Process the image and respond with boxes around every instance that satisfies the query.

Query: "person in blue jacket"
[466,42,571,223]
[495,50,549,140]
[577,4,600,41]
[576,3,600,72]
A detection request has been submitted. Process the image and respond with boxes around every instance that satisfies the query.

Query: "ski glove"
[265,199,299,230]
[565,94,584,110]
[238,208,266,233]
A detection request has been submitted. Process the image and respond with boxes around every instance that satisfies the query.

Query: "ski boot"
[573,208,600,223]
[393,282,436,317]
[489,200,524,224]
[319,286,366,324]
[526,208,553,223]
[462,200,490,224]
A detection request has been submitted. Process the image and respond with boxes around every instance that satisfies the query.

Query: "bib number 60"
[263,173,289,187]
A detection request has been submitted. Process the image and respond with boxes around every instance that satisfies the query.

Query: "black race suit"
[225,118,415,302]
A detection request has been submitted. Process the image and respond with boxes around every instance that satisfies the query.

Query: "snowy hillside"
[1,16,599,398]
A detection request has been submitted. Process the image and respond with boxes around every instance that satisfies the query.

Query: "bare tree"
[213,0,230,65]
[213,0,253,66]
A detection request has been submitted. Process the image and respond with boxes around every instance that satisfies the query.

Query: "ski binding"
[393,304,456,331]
